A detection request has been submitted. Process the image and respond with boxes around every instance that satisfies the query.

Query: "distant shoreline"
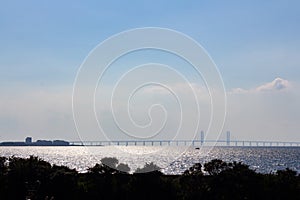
[0,143,82,147]
[0,137,70,146]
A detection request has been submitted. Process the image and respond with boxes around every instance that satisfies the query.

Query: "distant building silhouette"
[0,137,70,146]
[53,140,69,146]
[25,137,32,144]
[36,140,53,146]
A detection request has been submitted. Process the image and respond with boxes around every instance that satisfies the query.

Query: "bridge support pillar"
[200,131,204,146]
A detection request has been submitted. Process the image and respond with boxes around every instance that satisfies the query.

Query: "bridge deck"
[69,140,300,147]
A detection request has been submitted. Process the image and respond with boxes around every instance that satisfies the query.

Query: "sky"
[0,0,300,142]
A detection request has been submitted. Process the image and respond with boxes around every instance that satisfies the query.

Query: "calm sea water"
[0,146,299,174]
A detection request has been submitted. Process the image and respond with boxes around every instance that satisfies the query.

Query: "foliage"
[183,163,203,176]
[88,157,130,174]
[134,162,161,174]
[0,156,299,200]
[0,157,7,175]
[204,159,229,175]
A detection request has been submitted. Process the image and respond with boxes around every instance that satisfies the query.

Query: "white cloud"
[230,87,248,94]
[256,77,290,91]
[225,78,300,142]
[230,77,291,94]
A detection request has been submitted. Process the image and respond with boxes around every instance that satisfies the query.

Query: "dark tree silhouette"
[0,157,7,175]
[0,156,299,200]
[204,159,228,175]
[183,163,203,176]
[88,157,131,174]
[116,163,130,173]
[134,162,161,174]
[100,157,118,168]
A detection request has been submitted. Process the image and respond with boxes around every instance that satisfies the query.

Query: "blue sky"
[0,0,300,141]
[1,0,300,87]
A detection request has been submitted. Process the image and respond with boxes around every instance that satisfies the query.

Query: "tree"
[134,162,161,174]
[183,163,203,176]
[101,157,118,168]
[88,157,131,174]
[0,157,7,175]
[204,159,228,175]
[116,163,130,174]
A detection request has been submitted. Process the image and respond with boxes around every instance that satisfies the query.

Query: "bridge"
[70,131,300,147]
[69,139,300,147]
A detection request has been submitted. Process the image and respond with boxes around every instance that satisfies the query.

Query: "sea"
[0,146,299,174]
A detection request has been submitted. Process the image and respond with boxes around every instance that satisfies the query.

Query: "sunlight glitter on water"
[0,146,299,174]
